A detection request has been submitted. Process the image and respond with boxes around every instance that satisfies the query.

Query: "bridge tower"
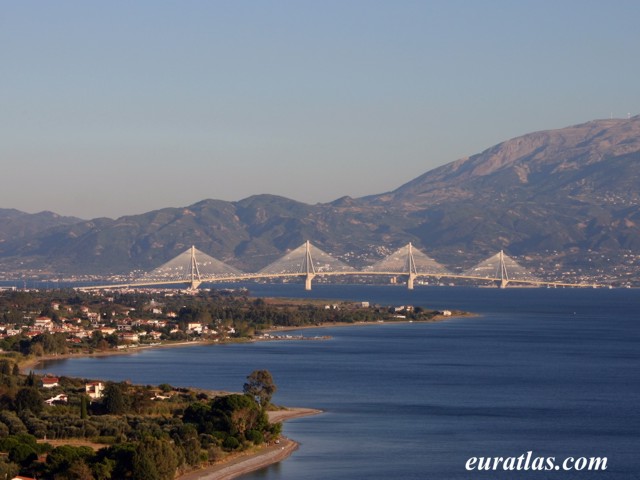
[258,240,354,290]
[498,250,509,288]
[406,242,418,290]
[302,240,316,290]
[369,242,449,289]
[189,245,202,290]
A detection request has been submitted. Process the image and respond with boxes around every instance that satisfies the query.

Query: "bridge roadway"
[81,271,598,291]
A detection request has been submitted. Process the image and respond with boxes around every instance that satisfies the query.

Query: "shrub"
[222,436,240,450]
[246,429,264,444]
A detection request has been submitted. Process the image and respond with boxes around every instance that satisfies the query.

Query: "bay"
[35,285,640,479]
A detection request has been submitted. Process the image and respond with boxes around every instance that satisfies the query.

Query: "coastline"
[15,314,467,478]
[20,341,322,480]
[18,340,206,373]
[177,407,322,480]
[263,312,473,334]
[21,314,470,373]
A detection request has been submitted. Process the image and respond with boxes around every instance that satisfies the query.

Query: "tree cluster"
[0,366,281,480]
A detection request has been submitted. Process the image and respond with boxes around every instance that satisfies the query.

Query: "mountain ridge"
[1,117,639,281]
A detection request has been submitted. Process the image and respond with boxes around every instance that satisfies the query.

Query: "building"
[41,375,60,389]
[34,316,53,331]
[187,322,203,333]
[119,332,139,343]
[45,394,68,405]
[85,381,105,399]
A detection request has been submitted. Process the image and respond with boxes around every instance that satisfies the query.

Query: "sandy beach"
[177,407,322,480]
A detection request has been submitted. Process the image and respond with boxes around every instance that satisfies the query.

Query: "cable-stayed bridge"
[82,242,596,291]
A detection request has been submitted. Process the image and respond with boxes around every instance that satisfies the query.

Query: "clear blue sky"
[1,0,638,219]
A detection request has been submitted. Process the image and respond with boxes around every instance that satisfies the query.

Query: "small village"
[0,288,445,355]
[0,293,238,351]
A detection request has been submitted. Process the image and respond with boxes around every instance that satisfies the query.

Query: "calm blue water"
[35,286,640,479]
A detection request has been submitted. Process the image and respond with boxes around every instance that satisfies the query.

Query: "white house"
[187,322,203,333]
[34,317,53,331]
[119,332,139,343]
[86,381,105,399]
[45,394,68,405]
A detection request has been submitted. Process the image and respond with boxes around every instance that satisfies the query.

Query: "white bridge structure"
[83,242,596,291]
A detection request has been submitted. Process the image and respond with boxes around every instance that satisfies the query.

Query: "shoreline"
[21,314,471,373]
[16,315,467,478]
[21,343,322,479]
[263,312,474,334]
[176,407,322,480]
[19,340,206,373]
[256,314,462,334]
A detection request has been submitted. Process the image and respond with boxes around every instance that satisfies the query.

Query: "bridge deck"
[81,271,597,290]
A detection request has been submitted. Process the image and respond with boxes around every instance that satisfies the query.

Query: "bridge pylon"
[464,249,540,287]
[134,245,242,289]
[189,246,202,290]
[498,250,509,288]
[258,240,354,290]
[302,240,316,291]
[368,242,448,289]
[406,243,417,290]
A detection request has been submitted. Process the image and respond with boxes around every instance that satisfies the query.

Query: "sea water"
[35,286,640,479]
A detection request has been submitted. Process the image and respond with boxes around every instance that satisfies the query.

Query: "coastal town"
[0,287,445,355]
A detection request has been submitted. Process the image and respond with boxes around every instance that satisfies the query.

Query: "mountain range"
[1,116,639,280]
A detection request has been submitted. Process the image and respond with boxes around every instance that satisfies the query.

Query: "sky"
[1,0,639,219]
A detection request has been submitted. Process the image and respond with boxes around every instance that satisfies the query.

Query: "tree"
[173,424,201,467]
[103,443,136,480]
[103,383,128,414]
[209,394,267,439]
[46,445,94,478]
[0,411,27,435]
[183,402,217,436]
[25,370,37,387]
[132,437,178,480]
[91,456,115,480]
[0,360,12,375]
[243,370,277,407]
[15,387,43,414]
[65,459,96,480]
[0,434,41,467]
[80,395,89,419]
[0,458,19,480]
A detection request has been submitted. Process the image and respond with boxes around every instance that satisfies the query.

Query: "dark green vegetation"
[1,117,640,282]
[0,364,281,480]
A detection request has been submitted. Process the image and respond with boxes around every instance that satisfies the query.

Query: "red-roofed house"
[41,375,60,389]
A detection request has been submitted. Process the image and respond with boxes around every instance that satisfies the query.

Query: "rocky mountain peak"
[386,116,640,205]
